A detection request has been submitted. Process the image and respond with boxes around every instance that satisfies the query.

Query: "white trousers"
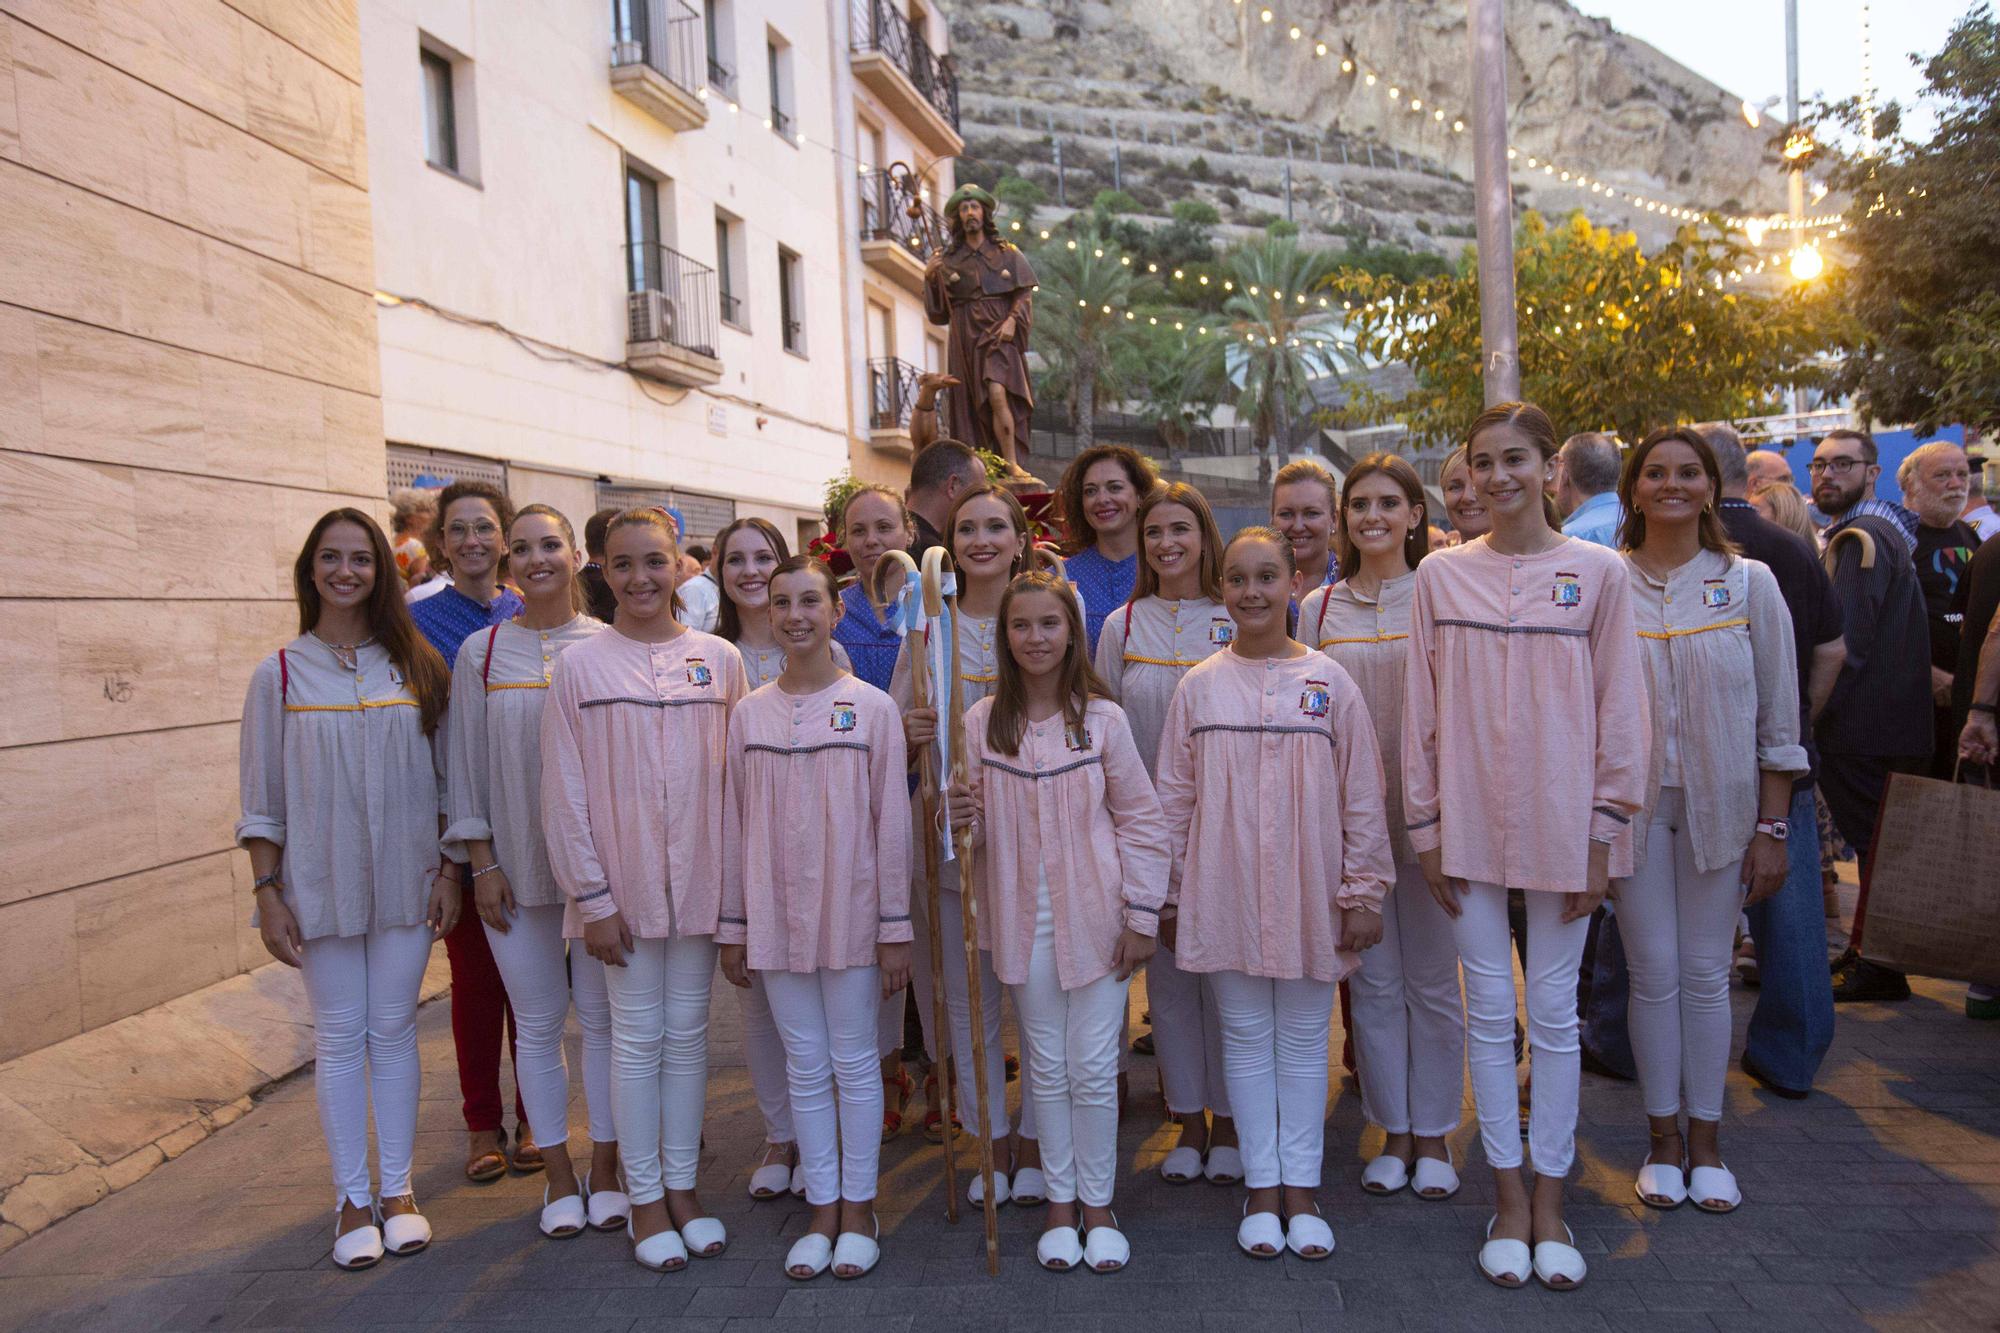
[910,884,1035,1140]
[1209,971,1336,1190]
[483,905,576,1150]
[1347,863,1465,1137]
[732,974,796,1145]
[1148,943,1232,1117]
[298,925,434,1210]
[1620,788,1743,1122]
[764,967,885,1204]
[569,947,616,1144]
[1011,877,1128,1207]
[603,935,716,1204]
[1455,884,1589,1175]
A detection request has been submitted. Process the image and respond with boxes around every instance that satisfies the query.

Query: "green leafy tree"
[1034,229,1159,446]
[1184,236,1361,477]
[1137,330,1225,459]
[994,174,1046,232]
[1808,4,2000,431]
[1336,211,1845,444]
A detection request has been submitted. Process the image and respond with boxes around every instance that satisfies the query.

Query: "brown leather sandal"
[465,1130,508,1183]
[510,1127,546,1174]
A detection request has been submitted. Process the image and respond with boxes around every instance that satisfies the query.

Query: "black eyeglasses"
[1806,457,1866,477]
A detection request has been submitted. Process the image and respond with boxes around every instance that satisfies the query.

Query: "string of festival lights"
[1227,0,1849,235]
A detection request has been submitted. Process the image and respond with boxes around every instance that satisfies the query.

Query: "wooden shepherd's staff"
[873,549,958,1222]
[939,544,1002,1276]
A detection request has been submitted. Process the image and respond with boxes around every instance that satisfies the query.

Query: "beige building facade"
[0,0,385,1062]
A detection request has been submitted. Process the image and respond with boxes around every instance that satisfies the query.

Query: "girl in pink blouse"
[719,557,913,1281]
[1156,528,1393,1263]
[1091,483,1242,1186]
[1404,403,1649,1291]
[893,484,1043,1205]
[1300,456,1466,1203]
[950,572,1169,1273]
[542,508,747,1273]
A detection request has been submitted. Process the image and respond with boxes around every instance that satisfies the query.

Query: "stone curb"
[0,955,451,1253]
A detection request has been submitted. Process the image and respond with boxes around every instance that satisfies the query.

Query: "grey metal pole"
[1467,0,1520,404]
[1054,137,1066,207]
[1786,0,1805,422]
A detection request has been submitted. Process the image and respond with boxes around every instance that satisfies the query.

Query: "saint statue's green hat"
[942,183,998,217]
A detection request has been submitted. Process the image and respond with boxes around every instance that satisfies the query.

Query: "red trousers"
[443,909,526,1133]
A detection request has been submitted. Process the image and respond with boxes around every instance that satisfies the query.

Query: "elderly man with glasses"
[1807,431,1935,1004]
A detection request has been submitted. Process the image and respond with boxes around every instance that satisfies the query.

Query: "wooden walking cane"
[874,549,958,1222]
[941,547,1002,1275]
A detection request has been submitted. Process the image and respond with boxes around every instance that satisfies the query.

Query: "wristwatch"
[1755,818,1790,841]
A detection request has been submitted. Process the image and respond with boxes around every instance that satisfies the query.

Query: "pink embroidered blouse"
[961,697,1170,988]
[1403,536,1650,892]
[718,676,913,972]
[1154,649,1394,982]
[541,626,746,937]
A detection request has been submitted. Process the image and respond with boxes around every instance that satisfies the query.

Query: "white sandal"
[1037,1223,1084,1271]
[1360,1154,1410,1195]
[1532,1222,1587,1290]
[1160,1144,1204,1183]
[583,1170,629,1231]
[1083,1211,1130,1272]
[331,1203,383,1272]
[1412,1147,1460,1200]
[1635,1159,1688,1209]
[832,1216,880,1280]
[627,1217,687,1272]
[748,1144,795,1200]
[968,1168,1012,1208]
[1477,1216,1530,1289]
[1204,1145,1244,1185]
[1689,1162,1742,1213]
[785,1232,832,1280]
[538,1182,587,1238]
[1284,1202,1335,1261]
[679,1215,727,1258]
[380,1196,430,1256]
[1236,1199,1284,1259]
[1011,1166,1048,1206]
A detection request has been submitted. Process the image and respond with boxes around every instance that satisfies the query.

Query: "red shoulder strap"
[278,648,289,701]
[1313,588,1332,644]
[1123,599,1135,643]
[482,625,501,686]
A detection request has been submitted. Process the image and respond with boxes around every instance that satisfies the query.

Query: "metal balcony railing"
[707,56,736,100]
[626,242,720,360]
[611,0,703,98]
[719,289,744,327]
[867,357,926,431]
[850,0,959,132]
[857,167,941,252]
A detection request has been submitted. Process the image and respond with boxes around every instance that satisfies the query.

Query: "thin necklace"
[311,631,376,650]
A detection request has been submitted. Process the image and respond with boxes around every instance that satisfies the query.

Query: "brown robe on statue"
[923,238,1036,456]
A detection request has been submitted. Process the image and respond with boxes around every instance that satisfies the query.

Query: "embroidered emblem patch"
[1065,724,1094,753]
[1300,681,1332,719]
[686,658,713,687]
[1701,580,1732,609]
[1209,618,1235,645]
[830,702,858,732]
[387,666,404,685]
[1551,574,1583,609]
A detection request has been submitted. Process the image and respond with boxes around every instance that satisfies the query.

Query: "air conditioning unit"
[628,289,677,345]
[612,39,643,66]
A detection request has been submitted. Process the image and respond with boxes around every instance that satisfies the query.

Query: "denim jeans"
[1741,784,1837,1091]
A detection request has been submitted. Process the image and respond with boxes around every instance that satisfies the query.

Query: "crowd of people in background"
[244,412,1999,1288]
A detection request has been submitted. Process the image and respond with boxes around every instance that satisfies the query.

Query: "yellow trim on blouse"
[486,681,551,693]
[1122,653,1207,668]
[284,699,420,713]
[1635,618,1750,641]
[1316,633,1411,647]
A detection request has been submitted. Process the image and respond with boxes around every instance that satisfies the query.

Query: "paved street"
[5,933,2000,1333]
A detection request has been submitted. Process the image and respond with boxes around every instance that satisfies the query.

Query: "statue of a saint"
[923,185,1036,478]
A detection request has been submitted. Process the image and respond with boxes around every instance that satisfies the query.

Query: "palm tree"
[1033,228,1157,448]
[1184,235,1359,479]
[1137,332,1223,462]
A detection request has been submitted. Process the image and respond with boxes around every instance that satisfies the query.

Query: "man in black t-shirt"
[1700,425,1847,1093]
[1900,442,1984,775]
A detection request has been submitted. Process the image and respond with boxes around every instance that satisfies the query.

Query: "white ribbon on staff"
[928,572,958,865]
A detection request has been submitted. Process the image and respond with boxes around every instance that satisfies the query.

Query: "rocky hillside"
[950,0,1791,255]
